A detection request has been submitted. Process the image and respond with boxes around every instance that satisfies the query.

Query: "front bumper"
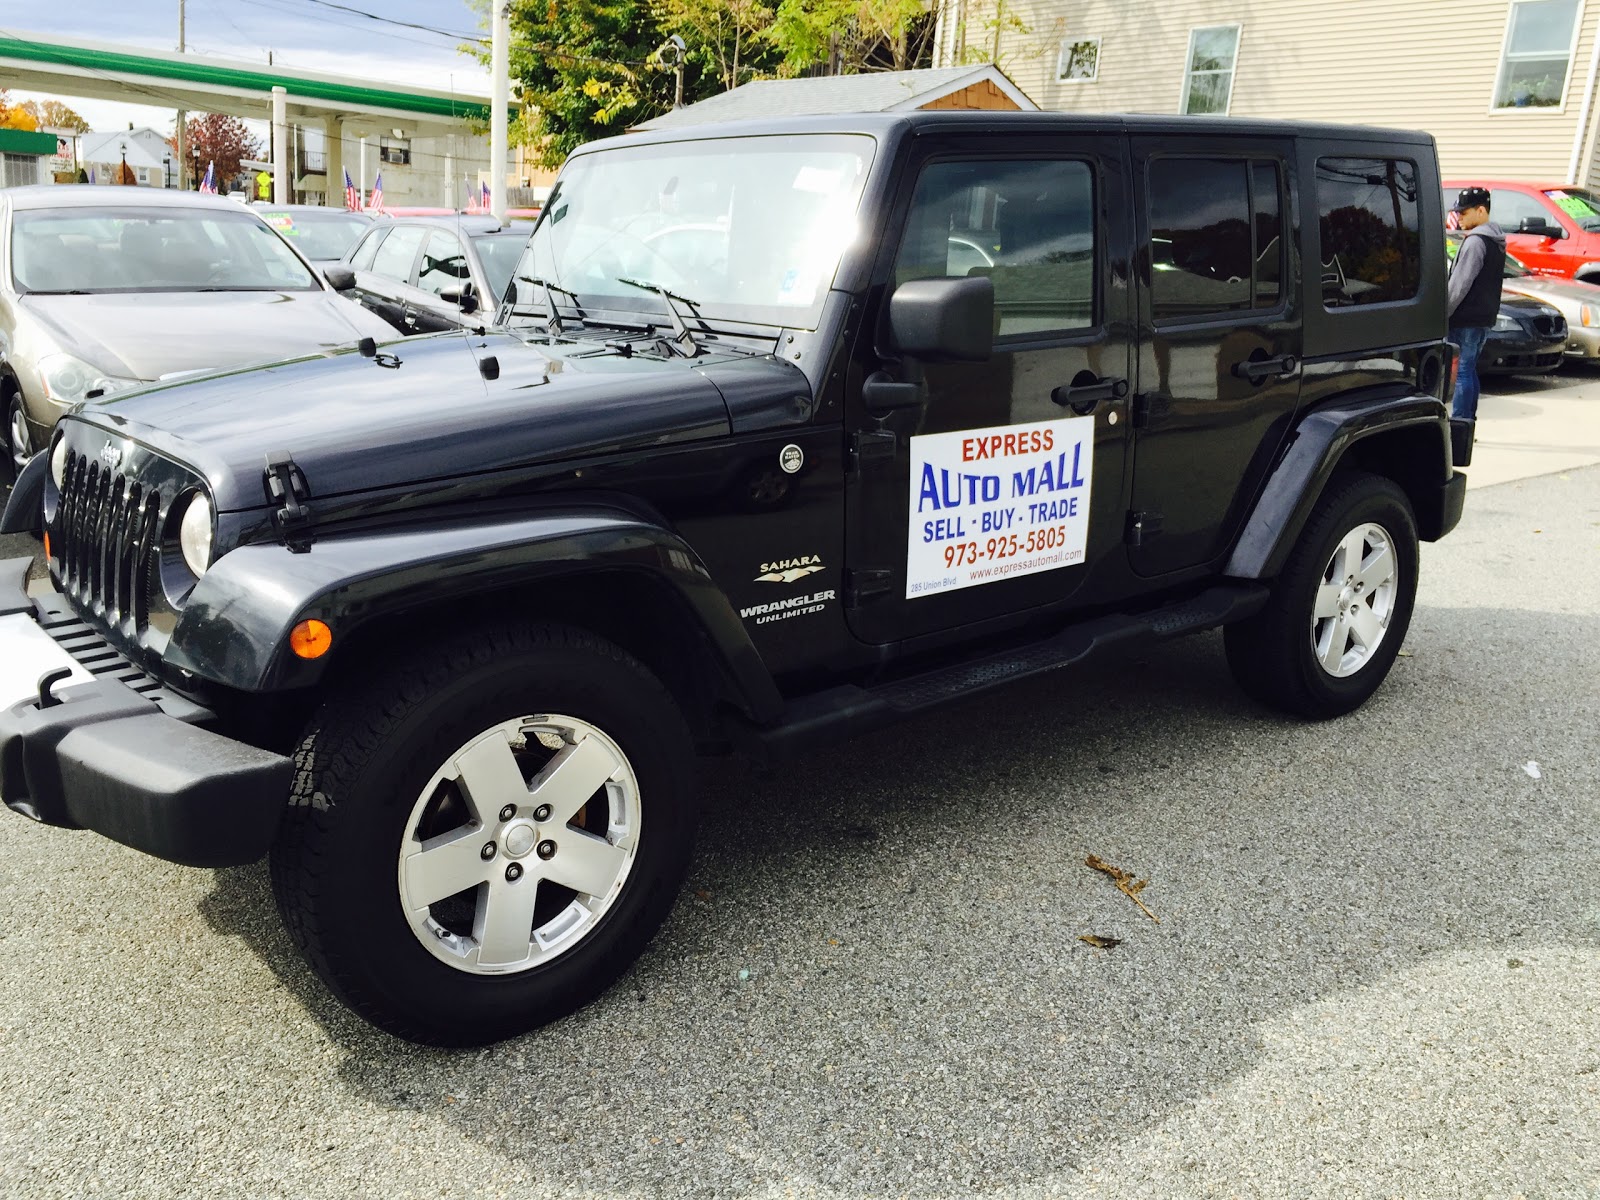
[0,558,292,867]
[1483,331,1566,374]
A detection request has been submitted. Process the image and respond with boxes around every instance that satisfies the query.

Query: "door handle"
[1051,375,1128,415]
[1233,353,1298,383]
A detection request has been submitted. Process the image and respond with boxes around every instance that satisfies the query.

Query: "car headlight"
[50,437,69,490]
[178,492,214,576]
[37,352,138,405]
[1493,314,1519,332]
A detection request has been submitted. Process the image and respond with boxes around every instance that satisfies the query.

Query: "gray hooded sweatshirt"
[1447,222,1506,322]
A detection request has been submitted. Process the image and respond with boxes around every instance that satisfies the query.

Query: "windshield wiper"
[615,277,703,356]
[512,274,584,334]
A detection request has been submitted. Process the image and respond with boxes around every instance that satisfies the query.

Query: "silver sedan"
[1,186,396,477]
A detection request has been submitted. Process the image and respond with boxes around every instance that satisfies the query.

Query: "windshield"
[1544,188,1600,232]
[511,133,875,330]
[11,206,321,294]
[473,231,530,303]
[258,209,370,260]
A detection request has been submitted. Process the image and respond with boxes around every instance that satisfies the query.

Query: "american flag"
[1445,209,1461,231]
[344,168,360,211]
[366,171,383,212]
[199,161,217,195]
[481,180,491,211]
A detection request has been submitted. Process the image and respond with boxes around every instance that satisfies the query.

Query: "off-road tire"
[269,622,696,1046]
[1225,470,1419,719]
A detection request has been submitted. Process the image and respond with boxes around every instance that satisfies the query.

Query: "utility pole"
[175,0,186,188]
[490,1,509,222]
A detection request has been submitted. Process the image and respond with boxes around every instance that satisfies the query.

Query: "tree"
[767,0,935,75]
[0,89,39,131]
[502,0,678,169]
[20,99,89,134]
[655,0,780,94]
[169,113,261,188]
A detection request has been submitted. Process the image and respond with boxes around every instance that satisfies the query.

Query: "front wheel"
[269,623,696,1046]
[1225,471,1419,719]
[5,391,34,482]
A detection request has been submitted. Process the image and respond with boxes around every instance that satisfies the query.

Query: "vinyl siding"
[937,0,1600,184]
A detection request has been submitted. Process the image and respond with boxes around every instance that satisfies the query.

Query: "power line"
[250,0,487,43]
[224,0,487,51]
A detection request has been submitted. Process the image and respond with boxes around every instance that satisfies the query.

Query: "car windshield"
[11,206,321,294]
[258,209,370,260]
[1543,187,1600,232]
[509,133,875,330]
[472,231,530,304]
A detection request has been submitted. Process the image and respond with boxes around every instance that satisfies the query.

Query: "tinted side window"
[1489,187,1556,232]
[1317,157,1421,308]
[418,231,469,296]
[895,159,1095,338]
[1150,158,1280,319]
[349,228,384,271]
[370,225,427,283]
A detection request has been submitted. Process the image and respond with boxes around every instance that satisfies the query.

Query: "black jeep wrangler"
[0,114,1467,1046]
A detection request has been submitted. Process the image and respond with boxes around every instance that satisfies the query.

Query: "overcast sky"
[4,0,489,134]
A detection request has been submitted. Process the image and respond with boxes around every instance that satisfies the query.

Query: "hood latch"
[263,451,314,554]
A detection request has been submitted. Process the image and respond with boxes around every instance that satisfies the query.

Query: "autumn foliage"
[169,113,262,189]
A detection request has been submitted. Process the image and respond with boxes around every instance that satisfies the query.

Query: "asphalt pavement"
[1,376,1598,1198]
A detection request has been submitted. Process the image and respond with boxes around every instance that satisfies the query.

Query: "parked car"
[1443,178,1600,283]
[253,203,373,264]
[1,113,1466,1046]
[336,214,531,334]
[1482,293,1568,374]
[0,187,397,479]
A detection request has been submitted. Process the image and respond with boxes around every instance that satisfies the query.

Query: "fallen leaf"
[693,888,712,901]
[1086,854,1161,924]
[1078,934,1121,949]
[1397,649,1413,658]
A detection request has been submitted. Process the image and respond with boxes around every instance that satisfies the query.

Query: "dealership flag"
[481,180,491,211]
[199,161,217,195]
[344,168,360,211]
[366,171,383,212]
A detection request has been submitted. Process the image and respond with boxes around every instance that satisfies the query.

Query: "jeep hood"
[68,332,749,512]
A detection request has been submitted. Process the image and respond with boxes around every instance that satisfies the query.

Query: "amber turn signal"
[42,531,52,562]
[290,618,333,659]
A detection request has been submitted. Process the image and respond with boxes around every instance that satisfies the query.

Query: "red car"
[1444,178,1600,283]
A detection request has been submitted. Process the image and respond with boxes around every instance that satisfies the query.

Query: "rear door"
[1127,138,1300,577]
[844,132,1136,645]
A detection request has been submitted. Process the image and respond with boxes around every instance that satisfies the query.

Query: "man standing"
[1446,187,1506,421]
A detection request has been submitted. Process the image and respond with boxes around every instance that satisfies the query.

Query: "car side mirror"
[439,281,479,314]
[886,276,994,362]
[1518,217,1564,239]
[323,264,356,291]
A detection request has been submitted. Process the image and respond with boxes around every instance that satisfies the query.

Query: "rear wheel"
[269,622,696,1046]
[1225,471,1418,718]
[5,390,33,482]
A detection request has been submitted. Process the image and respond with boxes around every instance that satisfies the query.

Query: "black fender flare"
[1225,389,1458,580]
[165,504,783,721]
[0,450,46,534]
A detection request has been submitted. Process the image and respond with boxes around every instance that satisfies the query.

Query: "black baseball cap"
[1451,186,1491,213]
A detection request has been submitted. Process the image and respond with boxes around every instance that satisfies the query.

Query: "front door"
[1127,139,1301,577]
[845,134,1135,645]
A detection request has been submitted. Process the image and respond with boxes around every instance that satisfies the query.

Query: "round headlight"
[50,439,69,490]
[178,492,214,576]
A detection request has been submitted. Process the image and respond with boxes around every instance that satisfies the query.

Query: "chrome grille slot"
[56,449,166,631]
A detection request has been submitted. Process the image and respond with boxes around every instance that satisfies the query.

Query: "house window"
[379,136,411,166]
[1057,38,1101,82]
[1181,25,1241,114]
[1316,157,1421,309]
[1494,0,1581,108]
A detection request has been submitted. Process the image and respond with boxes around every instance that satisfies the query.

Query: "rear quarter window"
[1316,157,1421,309]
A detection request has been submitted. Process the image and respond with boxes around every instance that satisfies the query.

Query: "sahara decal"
[755,554,824,584]
[905,416,1094,598]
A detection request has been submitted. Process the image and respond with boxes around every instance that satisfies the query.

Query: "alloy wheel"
[1310,521,1398,678]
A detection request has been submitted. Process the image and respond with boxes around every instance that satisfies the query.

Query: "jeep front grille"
[56,451,163,631]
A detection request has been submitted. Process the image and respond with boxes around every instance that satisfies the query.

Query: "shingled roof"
[635,64,1035,130]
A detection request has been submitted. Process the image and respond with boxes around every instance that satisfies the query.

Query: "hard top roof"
[3,185,258,213]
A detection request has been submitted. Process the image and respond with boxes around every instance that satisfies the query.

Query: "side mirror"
[886,276,994,362]
[323,264,356,291]
[438,281,479,314]
[1518,217,1564,239]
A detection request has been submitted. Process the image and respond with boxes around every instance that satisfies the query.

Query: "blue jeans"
[1448,325,1487,421]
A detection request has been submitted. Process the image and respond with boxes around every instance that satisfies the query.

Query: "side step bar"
[755,583,1268,757]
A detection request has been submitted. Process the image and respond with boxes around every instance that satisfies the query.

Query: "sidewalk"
[1471,365,1600,488]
